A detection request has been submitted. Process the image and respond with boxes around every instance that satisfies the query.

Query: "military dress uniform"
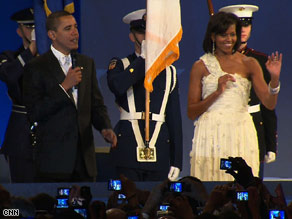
[241,46,278,171]
[0,46,35,182]
[107,53,183,181]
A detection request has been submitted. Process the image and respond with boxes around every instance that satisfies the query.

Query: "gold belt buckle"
[137,146,156,162]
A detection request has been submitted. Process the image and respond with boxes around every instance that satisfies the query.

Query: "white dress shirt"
[51,45,78,105]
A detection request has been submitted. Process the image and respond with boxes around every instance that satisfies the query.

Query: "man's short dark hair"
[46,10,72,32]
[203,12,242,53]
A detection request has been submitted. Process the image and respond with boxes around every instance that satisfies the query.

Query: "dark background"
[0,0,291,179]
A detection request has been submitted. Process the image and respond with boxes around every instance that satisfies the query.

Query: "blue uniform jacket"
[0,47,34,159]
[107,53,183,171]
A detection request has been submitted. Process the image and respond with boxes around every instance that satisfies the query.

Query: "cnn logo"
[3,209,19,216]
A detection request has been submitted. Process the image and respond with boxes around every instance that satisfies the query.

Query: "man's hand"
[101,129,117,148]
[61,67,82,91]
[265,151,276,163]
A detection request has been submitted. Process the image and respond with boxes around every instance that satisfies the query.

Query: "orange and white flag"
[144,0,182,92]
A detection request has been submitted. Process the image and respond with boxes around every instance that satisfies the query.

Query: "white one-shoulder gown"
[190,53,259,181]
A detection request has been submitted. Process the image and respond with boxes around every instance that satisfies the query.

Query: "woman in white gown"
[188,12,282,181]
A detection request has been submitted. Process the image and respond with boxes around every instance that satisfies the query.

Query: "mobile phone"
[169,182,183,192]
[159,204,170,211]
[108,179,122,191]
[269,210,285,219]
[74,208,88,218]
[57,187,71,196]
[220,158,232,170]
[117,193,127,204]
[56,197,69,208]
[128,216,138,219]
[236,191,248,201]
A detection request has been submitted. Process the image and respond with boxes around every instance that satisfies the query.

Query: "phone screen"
[56,198,69,208]
[169,182,183,192]
[108,179,122,191]
[220,158,232,170]
[74,208,87,218]
[236,191,248,201]
[57,188,70,196]
[269,210,285,219]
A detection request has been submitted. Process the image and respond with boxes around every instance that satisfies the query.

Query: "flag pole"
[145,90,150,145]
[207,0,215,16]
[145,0,150,149]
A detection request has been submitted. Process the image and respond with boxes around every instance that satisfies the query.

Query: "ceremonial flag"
[144,0,182,92]
[33,0,75,54]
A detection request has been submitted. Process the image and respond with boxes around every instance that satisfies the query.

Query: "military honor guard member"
[0,8,37,182]
[219,5,278,178]
[107,9,183,181]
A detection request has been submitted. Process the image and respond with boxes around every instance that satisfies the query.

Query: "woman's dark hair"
[203,12,242,53]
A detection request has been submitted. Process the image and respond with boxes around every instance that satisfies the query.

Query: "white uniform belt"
[248,104,260,114]
[120,108,165,122]
[12,104,27,114]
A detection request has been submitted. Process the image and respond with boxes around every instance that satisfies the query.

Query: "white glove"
[140,40,146,59]
[168,166,180,181]
[31,28,36,41]
[265,151,276,163]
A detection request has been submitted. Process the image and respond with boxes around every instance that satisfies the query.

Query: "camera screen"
[236,191,248,201]
[108,179,122,191]
[269,210,285,219]
[220,158,232,170]
[169,182,183,192]
[159,204,170,211]
[118,193,126,199]
[74,208,87,218]
[56,198,69,208]
[57,188,70,196]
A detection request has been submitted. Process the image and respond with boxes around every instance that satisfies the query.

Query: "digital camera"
[57,187,71,197]
[236,191,248,201]
[168,182,184,192]
[108,179,122,191]
[269,210,285,219]
[220,158,232,170]
[55,197,69,208]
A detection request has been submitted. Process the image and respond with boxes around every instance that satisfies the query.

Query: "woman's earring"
[212,41,215,55]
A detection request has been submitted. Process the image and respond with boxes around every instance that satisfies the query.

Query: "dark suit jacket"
[242,47,278,161]
[23,49,112,179]
[107,53,183,173]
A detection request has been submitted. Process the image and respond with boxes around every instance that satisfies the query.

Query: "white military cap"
[123,9,146,33]
[219,4,259,26]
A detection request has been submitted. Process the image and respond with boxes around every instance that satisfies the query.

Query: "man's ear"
[129,32,135,43]
[48,30,56,40]
[16,27,23,38]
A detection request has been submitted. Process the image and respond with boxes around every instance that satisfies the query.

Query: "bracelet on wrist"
[268,81,280,95]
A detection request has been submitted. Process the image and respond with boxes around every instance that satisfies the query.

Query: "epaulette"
[245,48,268,58]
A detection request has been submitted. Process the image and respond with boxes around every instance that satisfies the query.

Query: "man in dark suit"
[107,9,183,181]
[23,11,117,182]
[219,5,278,178]
[0,8,37,182]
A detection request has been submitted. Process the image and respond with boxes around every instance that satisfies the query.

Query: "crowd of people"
[0,157,291,218]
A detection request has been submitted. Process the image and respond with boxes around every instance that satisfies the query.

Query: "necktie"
[62,55,71,74]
